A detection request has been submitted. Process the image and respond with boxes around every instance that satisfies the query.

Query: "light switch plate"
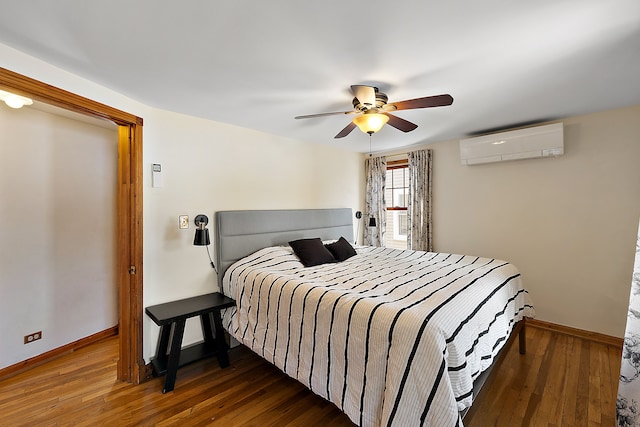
[179,215,189,229]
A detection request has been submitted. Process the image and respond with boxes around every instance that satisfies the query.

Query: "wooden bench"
[145,292,236,393]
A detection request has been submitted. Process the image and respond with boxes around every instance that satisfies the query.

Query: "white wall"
[142,109,364,357]
[387,106,640,337]
[0,104,119,369]
[0,42,365,365]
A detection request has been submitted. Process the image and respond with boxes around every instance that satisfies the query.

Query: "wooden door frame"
[0,67,145,383]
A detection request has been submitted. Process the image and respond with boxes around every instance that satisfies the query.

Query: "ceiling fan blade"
[384,113,418,133]
[334,121,357,138]
[350,85,376,108]
[387,94,454,111]
[295,110,355,119]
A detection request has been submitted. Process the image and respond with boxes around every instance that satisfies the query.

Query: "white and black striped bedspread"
[221,245,534,427]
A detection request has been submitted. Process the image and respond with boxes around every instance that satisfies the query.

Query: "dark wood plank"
[145,293,235,325]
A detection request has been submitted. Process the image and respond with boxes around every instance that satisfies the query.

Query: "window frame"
[384,159,409,249]
[386,160,409,212]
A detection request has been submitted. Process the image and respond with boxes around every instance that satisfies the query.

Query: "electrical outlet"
[179,215,189,229]
[24,331,42,344]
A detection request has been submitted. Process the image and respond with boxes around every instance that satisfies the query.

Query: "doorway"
[0,67,144,383]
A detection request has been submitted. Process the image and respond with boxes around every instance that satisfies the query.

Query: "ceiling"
[0,1,638,153]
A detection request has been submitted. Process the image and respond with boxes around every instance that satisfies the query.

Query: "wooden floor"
[464,325,621,426]
[0,325,621,426]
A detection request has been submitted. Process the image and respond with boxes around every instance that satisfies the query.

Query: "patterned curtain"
[407,149,433,251]
[617,219,640,427]
[364,156,386,247]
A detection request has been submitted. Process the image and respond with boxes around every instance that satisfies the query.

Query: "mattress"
[221,245,534,426]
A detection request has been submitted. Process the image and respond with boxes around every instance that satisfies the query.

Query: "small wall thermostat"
[152,163,163,188]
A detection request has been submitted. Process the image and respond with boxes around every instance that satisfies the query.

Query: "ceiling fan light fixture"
[353,112,389,135]
[295,85,452,139]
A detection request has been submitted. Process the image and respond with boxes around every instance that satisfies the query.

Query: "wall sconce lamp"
[193,214,210,246]
[0,90,33,109]
[369,216,377,227]
[193,214,217,273]
[355,211,362,245]
[352,112,389,135]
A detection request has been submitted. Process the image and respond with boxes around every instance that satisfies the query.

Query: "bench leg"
[163,320,186,393]
[200,313,215,345]
[212,310,230,368]
[154,324,172,366]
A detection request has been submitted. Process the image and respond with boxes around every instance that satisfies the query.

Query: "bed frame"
[213,207,525,420]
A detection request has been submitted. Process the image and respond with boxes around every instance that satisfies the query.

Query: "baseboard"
[141,362,154,383]
[526,318,623,348]
[0,326,118,381]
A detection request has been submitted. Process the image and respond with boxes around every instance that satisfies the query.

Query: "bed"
[214,208,534,426]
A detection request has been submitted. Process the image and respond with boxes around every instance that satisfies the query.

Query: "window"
[385,160,408,249]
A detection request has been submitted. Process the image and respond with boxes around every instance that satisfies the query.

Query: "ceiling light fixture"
[0,90,33,109]
[352,112,389,135]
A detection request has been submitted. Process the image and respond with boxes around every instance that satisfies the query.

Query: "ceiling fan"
[294,85,453,138]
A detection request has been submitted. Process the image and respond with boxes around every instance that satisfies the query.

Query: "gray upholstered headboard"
[214,208,354,290]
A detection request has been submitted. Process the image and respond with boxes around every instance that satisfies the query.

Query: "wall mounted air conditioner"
[459,122,563,165]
